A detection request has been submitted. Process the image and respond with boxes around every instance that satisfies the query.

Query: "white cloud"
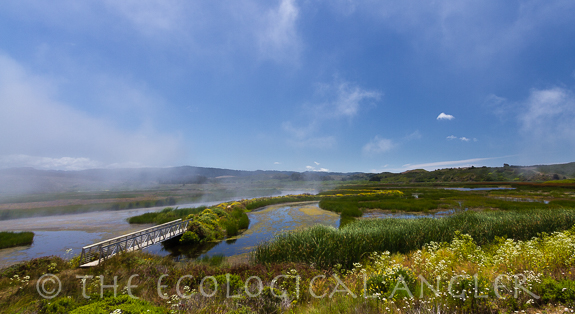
[0,53,184,170]
[362,136,394,155]
[519,87,573,131]
[274,161,281,165]
[447,135,472,142]
[2,1,303,65]
[282,121,316,139]
[347,1,575,69]
[314,161,320,165]
[287,136,336,149]
[484,94,512,120]
[437,112,455,120]
[404,130,422,140]
[306,165,329,172]
[258,0,301,62]
[283,78,380,148]
[316,80,381,118]
[104,0,185,34]
[401,156,503,171]
[518,87,575,148]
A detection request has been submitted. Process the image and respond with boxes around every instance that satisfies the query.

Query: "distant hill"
[0,166,369,195]
[1,162,573,195]
[369,162,575,183]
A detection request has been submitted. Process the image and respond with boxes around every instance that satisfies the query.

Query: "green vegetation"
[369,162,575,183]
[254,209,575,269]
[5,229,575,313]
[127,206,207,224]
[0,231,34,249]
[179,204,250,244]
[6,180,575,313]
[243,194,321,210]
[317,184,575,219]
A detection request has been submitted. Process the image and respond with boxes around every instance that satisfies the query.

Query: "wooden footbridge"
[79,219,191,267]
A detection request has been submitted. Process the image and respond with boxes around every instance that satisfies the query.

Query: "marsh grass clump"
[254,209,575,269]
[128,206,206,224]
[0,231,34,249]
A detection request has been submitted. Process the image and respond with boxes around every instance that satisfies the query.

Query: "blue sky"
[1,0,575,173]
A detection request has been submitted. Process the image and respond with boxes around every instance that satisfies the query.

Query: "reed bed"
[253,208,575,269]
[127,206,206,224]
[0,231,34,249]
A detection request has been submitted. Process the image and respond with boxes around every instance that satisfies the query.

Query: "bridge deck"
[79,218,190,267]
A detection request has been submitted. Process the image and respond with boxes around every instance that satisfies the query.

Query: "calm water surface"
[144,202,340,260]
[0,191,315,267]
[1,192,458,267]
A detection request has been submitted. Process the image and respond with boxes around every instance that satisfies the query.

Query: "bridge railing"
[79,218,190,267]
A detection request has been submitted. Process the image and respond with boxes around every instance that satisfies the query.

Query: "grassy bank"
[127,206,207,224]
[4,229,575,313]
[253,208,575,269]
[318,185,575,217]
[0,231,34,249]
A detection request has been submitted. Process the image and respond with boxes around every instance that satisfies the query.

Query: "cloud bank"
[0,53,185,170]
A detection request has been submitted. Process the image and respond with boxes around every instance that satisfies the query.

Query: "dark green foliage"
[232,208,250,230]
[1,256,68,279]
[42,296,78,313]
[0,231,34,249]
[538,278,575,304]
[67,295,166,314]
[254,208,575,269]
[369,162,575,183]
[196,254,226,267]
[244,195,320,210]
[180,230,200,244]
[214,273,244,293]
[223,220,239,236]
[341,207,362,217]
[128,206,206,224]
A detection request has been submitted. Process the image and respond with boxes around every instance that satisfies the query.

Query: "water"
[445,187,516,191]
[362,209,456,219]
[0,190,316,267]
[0,231,105,268]
[0,193,455,267]
[493,196,550,204]
[143,202,340,260]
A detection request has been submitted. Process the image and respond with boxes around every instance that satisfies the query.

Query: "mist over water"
[0,189,319,267]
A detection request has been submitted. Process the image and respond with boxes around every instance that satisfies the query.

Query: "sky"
[1,0,575,173]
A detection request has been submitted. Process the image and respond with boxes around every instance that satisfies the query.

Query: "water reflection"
[0,230,105,268]
[145,202,340,260]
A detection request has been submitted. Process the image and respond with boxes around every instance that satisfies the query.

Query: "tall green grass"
[127,206,206,224]
[244,194,320,210]
[253,209,575,269]
[0,231,34,249]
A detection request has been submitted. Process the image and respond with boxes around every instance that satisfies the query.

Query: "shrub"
[180,231,200,244]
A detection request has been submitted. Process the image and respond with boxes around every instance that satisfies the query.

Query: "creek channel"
[1,190,485,267]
